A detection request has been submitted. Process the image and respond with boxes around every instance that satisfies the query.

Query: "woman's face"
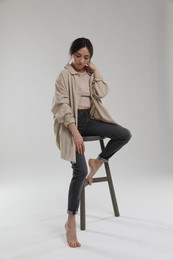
[72,47,90,71]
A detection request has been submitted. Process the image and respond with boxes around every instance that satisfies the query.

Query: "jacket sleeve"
[51,72,75,127]
[91,76,109,99]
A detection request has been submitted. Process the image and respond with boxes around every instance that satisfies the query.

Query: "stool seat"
[80,135,120,230]
[83,136,105,142]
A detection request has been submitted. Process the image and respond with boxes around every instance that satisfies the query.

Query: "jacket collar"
[64,63,79,75]
[64,63,92,76]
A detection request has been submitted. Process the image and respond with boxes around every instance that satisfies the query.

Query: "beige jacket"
[51,64,116,162]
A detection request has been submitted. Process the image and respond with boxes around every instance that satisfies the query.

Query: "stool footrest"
[92,177,108,183]
[84,177,108,187]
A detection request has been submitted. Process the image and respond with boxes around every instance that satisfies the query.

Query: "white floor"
[1,167,173,260]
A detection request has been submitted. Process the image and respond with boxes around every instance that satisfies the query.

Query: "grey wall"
[0,0,173,178]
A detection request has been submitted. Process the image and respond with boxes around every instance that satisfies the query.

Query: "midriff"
[78,105,91,109]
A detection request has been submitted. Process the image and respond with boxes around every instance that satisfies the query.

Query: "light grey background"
[0,0,173,259]
[0,0,173,178]
[0,0,173,177]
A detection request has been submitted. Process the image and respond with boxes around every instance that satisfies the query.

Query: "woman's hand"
[73,132,85,154]
[85,61,101,77]
[86,61,97,72]
[68,123,85,154]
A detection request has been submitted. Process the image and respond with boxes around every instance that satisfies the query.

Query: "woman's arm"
[68,123,85,154]
[51,72,75,127]
[87,62,109,99]
[51,71,85,154]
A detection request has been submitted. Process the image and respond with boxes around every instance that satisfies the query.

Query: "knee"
[124,129,132,143]
[80,166,88,179]
[72,162,88,180]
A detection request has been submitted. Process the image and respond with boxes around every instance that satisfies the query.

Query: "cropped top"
[78,71,91,107]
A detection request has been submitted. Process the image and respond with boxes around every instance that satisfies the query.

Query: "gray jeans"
[67,109,131,214]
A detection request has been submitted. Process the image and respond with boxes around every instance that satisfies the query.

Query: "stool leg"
[104,161,120,216]
[100,140,120,217]
[80,184,86,230]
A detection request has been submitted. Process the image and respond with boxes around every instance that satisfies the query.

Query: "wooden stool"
[80,136,120,230]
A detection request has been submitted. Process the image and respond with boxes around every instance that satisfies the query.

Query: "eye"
[75,54,81,58]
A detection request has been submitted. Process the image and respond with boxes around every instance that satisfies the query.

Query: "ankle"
[67,215,76,225]
[95,158,104,165]
[97,155,108,163]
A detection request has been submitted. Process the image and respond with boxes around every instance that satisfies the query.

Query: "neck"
[71,63,86,72]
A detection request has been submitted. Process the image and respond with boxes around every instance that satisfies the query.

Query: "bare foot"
[87,158,104,185]
[65,222,81,248]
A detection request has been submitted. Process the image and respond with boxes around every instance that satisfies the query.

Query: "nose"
[79,57,84,64]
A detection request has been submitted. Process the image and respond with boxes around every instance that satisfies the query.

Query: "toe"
[76,241,81,247]
[69,242,76,248]
[86,176,92,185]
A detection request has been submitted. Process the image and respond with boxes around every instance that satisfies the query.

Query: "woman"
[51,37,131,248]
